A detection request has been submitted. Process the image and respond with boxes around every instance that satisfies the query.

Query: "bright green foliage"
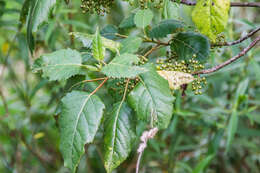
[101,53,147,78]
[60,91,105,172]
[120,36,142,54]
[104,102,136,173]
[32,49,87,81]
[192,0,230,42]
[71,32,121,53]
[170,32,210,62]
[26,0,57,52]
[134,9,153,28]
[92,28,105,61]
[128,64,175,129]
[149,19,184,38]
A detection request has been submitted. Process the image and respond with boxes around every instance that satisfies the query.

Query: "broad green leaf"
[128,64,175,129]
[71,32,121,53]
[104,102,136,173]
[134,9,153,28]
[101,53,147,78]
[60,91,105,173]
[32,49,88,81]
[192,154,215,173]
[119,13,135,29]
[27,0,57,52]
[192,0,230,42]
[92,28,105,61]
[170,32,210,62]
[149,19,184,39]
[120,36,142,54]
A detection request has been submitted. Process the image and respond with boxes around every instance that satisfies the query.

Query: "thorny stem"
[194,36,260,75]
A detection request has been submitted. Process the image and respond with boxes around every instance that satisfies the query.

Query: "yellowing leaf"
[157,71,194,90]
[192,0,230,42]
[34,132,45,139]
[2,42,9,55]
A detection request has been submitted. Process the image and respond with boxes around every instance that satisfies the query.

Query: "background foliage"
[0,0,260,173]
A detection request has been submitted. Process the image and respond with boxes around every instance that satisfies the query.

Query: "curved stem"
[212,27,260,47]
[194,36,260,75]
[172,0,260,8]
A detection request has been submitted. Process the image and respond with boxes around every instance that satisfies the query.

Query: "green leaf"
[149,19,184,39]
[92,28,105,61]
[104,102,136,173]
[170,32,210,62]
[119,13,135,29]
[101,53,147,78]
[192,0,230,42]
[60,91,105,172]
[27,0,57,52]
[192,154,215,173]
[71,32,121,53]
[128,64,175,129]
[32,48,88,81]
[134,9,153,28]
[101,24,118,40]
[226,110,238,153]
[120,36,142,54]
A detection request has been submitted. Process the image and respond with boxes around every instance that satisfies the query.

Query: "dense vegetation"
[0,0,260,173]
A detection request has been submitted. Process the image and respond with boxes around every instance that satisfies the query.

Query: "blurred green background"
[0,0,260,172]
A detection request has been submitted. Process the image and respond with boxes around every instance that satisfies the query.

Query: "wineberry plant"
[0,0,260,173]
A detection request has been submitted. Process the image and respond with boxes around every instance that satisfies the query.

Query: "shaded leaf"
[104,102,136,173]
[128,64,175,129]
[27,0,57,52]
[170,32,210,62]
[60,91,105,172]
[119,13,135,29]
[149,19,184,38]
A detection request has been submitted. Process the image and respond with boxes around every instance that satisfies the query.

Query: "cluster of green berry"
[108,78,141,100]
[156,57,205,73]
[80,0,115,15]
[125,0,164,9]
[191,77,207,95]
[156,54,207,95]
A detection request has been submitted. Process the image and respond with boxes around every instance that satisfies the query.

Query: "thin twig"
[172,0,260,8]
[194,36,260,75]
[144,44,163,57]
[89,77,109,96]
[69,77,108,91]
[212,27,260,47]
